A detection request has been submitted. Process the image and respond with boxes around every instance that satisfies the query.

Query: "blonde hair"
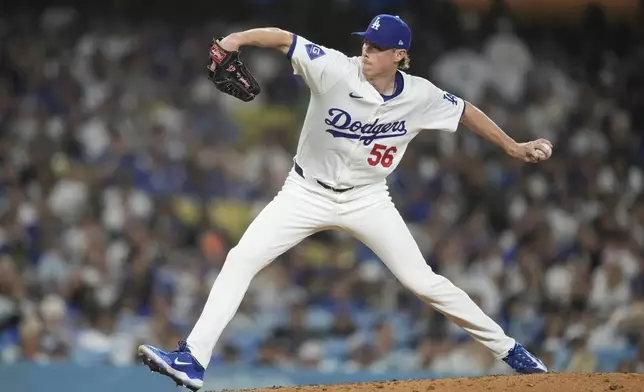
[397,53,410,70]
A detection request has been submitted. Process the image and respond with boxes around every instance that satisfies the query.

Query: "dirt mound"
[225,372,643,392]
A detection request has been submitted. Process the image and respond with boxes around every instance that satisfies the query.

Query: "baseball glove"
[207,37,261,102]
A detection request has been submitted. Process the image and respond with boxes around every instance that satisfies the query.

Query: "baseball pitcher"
[139,14,551,391]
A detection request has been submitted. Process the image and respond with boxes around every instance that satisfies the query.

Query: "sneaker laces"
[175,339,204,369]
[175,340,189,353]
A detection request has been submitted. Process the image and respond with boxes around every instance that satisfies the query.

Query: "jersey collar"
[380,71,404,102]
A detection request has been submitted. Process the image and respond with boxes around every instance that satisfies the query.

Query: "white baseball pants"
[186,167,515,368]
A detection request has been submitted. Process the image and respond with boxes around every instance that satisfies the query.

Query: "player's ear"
[394,49,406,62]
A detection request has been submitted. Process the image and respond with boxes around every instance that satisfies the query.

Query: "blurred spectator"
[326,311,357,339]
[565,333,597,373]
[220,344,240,365]
[255,338,291,368]
[271,303,316,354]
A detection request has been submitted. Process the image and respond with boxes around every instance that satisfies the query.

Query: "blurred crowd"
[1,1,644,377]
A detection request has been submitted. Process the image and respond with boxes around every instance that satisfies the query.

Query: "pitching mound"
[221,373,644,392]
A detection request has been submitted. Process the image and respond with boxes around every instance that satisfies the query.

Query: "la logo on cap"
[371,17,381,30]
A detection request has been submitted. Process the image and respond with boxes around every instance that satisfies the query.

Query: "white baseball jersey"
[286,34,466,188]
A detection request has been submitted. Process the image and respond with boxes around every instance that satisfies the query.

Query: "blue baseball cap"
[352,14,411,51]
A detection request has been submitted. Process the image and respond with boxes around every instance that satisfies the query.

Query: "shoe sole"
[517,368,548,374]
[138,345,204,392]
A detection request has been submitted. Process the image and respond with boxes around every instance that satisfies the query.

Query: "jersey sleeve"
[419,81,466,133]
[286,34,353,95]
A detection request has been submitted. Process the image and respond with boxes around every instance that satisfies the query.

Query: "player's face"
[361,39,405,77]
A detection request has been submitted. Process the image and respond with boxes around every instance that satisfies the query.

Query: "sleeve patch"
[305,44,326,60]
[443,92,458,105]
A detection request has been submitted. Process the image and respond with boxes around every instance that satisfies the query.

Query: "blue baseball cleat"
[138,340,205,391]
[502,342,548,374]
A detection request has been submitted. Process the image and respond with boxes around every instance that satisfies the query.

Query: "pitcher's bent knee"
[221,245,271,278]
[397,265,446,296]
